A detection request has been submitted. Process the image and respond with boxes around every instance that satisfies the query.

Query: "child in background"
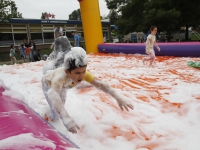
[42,27,72,74]
[25,44,31,62]
[41,47,133,134]
[9,44,16,65]
[29,39,36,62]
[142,26,161,68]
[19,44,26,62]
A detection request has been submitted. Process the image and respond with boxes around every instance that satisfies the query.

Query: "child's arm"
[90,77,134,111]
[154,41,160,51]
[47,78,80,133]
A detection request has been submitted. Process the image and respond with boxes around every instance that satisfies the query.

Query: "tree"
[68,9,81,20]
[143,0,180,33]
[173,0,200,40]
[116,0,147,34]
[107,10,119,25]
[41,12,48,19]
[0,0,22,22]
[105,0,131,10]
[106,0,200,40]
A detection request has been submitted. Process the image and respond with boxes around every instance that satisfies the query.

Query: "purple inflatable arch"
[98,42,200,57]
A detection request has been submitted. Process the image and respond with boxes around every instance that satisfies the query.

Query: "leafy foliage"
[0,0,22,23]
[105,0,200,39]
[69,9,81,20]
[41,12,48,19]
[107,10,119,24]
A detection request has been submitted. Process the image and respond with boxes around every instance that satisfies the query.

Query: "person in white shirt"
[142,26,161,68]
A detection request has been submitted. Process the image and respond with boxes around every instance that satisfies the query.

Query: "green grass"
[191,34,200,41]
[0,48,53,64]
[0,60,24,65]
[0,44,88,65]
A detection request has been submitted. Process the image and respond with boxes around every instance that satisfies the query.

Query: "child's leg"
[30,51,33,62]
[11,57,14,65]
[24,55,28,62]
[26,54,30,62]
[41,77,59,121]
[13,57,16,64]
[21,55,25,63]
[142,53,151,65]
[30,51,35,62]
[148,52,155,67]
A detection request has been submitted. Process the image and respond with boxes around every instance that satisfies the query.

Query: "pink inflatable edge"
[0,85,79,149]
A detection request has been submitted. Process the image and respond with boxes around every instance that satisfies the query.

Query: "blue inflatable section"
[98,42,200,57]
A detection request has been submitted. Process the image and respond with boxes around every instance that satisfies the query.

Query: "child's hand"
[69,124,80,134]
[63,117,80,134]
[157,47,161,51]
[116,99,134,111]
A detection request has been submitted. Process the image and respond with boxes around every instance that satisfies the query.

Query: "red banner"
[45,13,55,19]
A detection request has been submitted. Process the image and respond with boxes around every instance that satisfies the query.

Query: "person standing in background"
[19,44,26,62]
[9,44,16,65]
[71,31,80,47]
[25,42,31,62]
[29,39,36,62]
[104,36,106,43]
[21,39,27,47]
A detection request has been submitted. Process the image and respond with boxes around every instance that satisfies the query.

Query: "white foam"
[0,133,56,149]
[0,56,200,150]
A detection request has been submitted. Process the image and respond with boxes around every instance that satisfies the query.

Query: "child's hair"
[63,47,88,72]
[54,27,63,36]
[10,44,14,48]
[21,44,23,47]
[150,26,157,31]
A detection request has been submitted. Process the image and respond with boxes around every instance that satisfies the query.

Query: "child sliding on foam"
[142,26,161,68]
[42,27,72,74]
[41,47,134,134]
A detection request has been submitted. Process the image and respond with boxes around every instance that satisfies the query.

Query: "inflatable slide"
[0,81,79,150]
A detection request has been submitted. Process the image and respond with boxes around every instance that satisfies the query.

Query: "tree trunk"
[185,25,189,41]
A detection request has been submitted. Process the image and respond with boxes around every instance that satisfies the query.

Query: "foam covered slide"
[0,82,79,150]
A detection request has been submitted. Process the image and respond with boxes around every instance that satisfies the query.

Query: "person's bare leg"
[14,57,16,64]
[11,57,14,65]
[148,52,155,68]
[142,54,151,65]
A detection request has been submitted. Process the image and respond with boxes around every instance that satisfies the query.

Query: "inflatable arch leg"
[78,0,103,53]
